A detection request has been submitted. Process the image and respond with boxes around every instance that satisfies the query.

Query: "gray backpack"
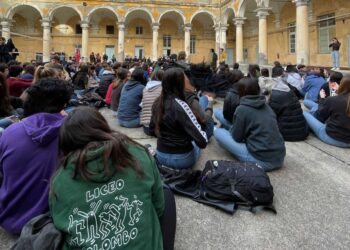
[11,213,63,250]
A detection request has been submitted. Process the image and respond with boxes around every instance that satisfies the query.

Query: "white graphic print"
[67,179,143,249]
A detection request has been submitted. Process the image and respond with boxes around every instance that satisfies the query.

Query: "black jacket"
[150,96,208,154]
[316,94,350,143]
[231,95,286,164]
[0,44,10,63]
[268,79,309,141]
[97,71,115,98]
[223,86,241,123]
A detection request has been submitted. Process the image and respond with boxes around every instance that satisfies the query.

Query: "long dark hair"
[59,107,144,180]
[153,67,185,135]
[0,72,12,116]
[338,75,350,117]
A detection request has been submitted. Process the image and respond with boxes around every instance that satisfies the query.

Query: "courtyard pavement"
[1,100,350,250]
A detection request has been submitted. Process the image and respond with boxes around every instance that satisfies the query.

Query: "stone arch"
[48,5,83,21]
[237,0,256,18]
[124,7,155,24]
[158,9,186,24]
[190,10,216,25]
[5,3,43,19]
[87,6,120,22]
[222,7,236,25]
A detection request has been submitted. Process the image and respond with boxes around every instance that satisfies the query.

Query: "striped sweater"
[141,81,162,126]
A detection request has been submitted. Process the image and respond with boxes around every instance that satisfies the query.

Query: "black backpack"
[201,160,276,213]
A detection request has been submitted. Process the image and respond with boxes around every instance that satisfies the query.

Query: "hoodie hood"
[102,70,114,75]
[271,77,290,92]
[22,113,64,146]
[145,80,162,91]
[124,79,142,91]
[240,95,266,109]
[67,145,116,183]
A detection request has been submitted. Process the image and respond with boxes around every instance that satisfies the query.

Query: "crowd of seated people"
[1,39,350,250]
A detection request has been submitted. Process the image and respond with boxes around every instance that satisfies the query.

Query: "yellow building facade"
[0,0,349,68]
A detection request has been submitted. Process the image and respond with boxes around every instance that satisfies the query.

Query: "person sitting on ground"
[268,68,309,141]
[177,51,189,70]
[87,64,99,88]
[303,67,327,109]
[272,61,284,77]
[297,64,307,79]
[205,64,230,98]
[318,71,343,100]
[247,64,260,78]
[0,72,20,131]
[7,65,32,97]
[32,65,57,84]
[72,64,89,93]
[233,62,239,70]
[0,63,9,77]
[109,68,129,116]
[104,63,122,105]
[0,77,71,234]
[184,72,215,140]
[50,107,176,250]
[285,64,304,98]
[97,63,116,98]
[150,67,208,169]
[141,69,163,135]
[214,69,244,130]
[258,68,274,95]
[20,63,35,80]
[303,76,350,148]
[214,77,286,172]
[117,68,146,128]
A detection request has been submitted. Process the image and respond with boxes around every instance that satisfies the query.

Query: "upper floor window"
[163,35,171,47]
[318,13,336,54]
[136,26,143,35]
[106,25,114,35]
[190,35,196,54]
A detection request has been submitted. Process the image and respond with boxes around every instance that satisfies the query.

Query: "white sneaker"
[330,67,335,70]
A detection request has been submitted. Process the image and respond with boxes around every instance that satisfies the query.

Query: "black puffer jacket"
[223,86,241,123]
[97,70,115,98]
[268,78,309,141]
[150,96,208,154]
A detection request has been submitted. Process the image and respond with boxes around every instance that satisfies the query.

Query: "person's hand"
[319,89,326,99]
[206,95,214,102]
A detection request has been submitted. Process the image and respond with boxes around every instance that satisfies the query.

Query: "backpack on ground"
[201,160,276,213]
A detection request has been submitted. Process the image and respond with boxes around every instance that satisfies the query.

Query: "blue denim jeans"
[214,128,283,172]
[0,117,13,129]
[156,143,200,169]
[303,111,350,148]
[199,96,214,139]
[118,118,141,128]
[303,100,319,116]
[332,50,340,68]
[214,108,232,130]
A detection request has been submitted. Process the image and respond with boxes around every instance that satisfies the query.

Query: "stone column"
[81,21,89,63]
[152,23,159,61]
[41,18,51,62]
[294,0,310,65]
[256,8,269,65]
[184,24,191,58]
[215,25,220,55]
[219,25,228,50]
[117,22,125,62]
[1,19,11,41]
[234,18,245,63]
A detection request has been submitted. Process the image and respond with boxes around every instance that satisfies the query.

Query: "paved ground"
[1,100,350,250]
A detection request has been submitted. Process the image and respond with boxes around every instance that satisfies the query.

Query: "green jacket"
[49,144,164,250]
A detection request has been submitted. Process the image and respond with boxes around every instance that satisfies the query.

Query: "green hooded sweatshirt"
[49,144,164,250]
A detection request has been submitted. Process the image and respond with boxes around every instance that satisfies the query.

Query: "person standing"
[0,37,10,63]
[219,48,226,64]
[329,37,341,70]
[89,52,96,63]
[209,48,218,71]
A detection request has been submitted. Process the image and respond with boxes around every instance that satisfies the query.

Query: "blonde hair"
[32,66,57,84]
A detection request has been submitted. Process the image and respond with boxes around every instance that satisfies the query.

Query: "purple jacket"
[0,112,64,234]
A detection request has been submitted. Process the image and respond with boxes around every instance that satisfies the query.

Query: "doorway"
[243,48,248,64]
[134,46,144,59]
[226,48,234,66]
[105,46,115,62]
